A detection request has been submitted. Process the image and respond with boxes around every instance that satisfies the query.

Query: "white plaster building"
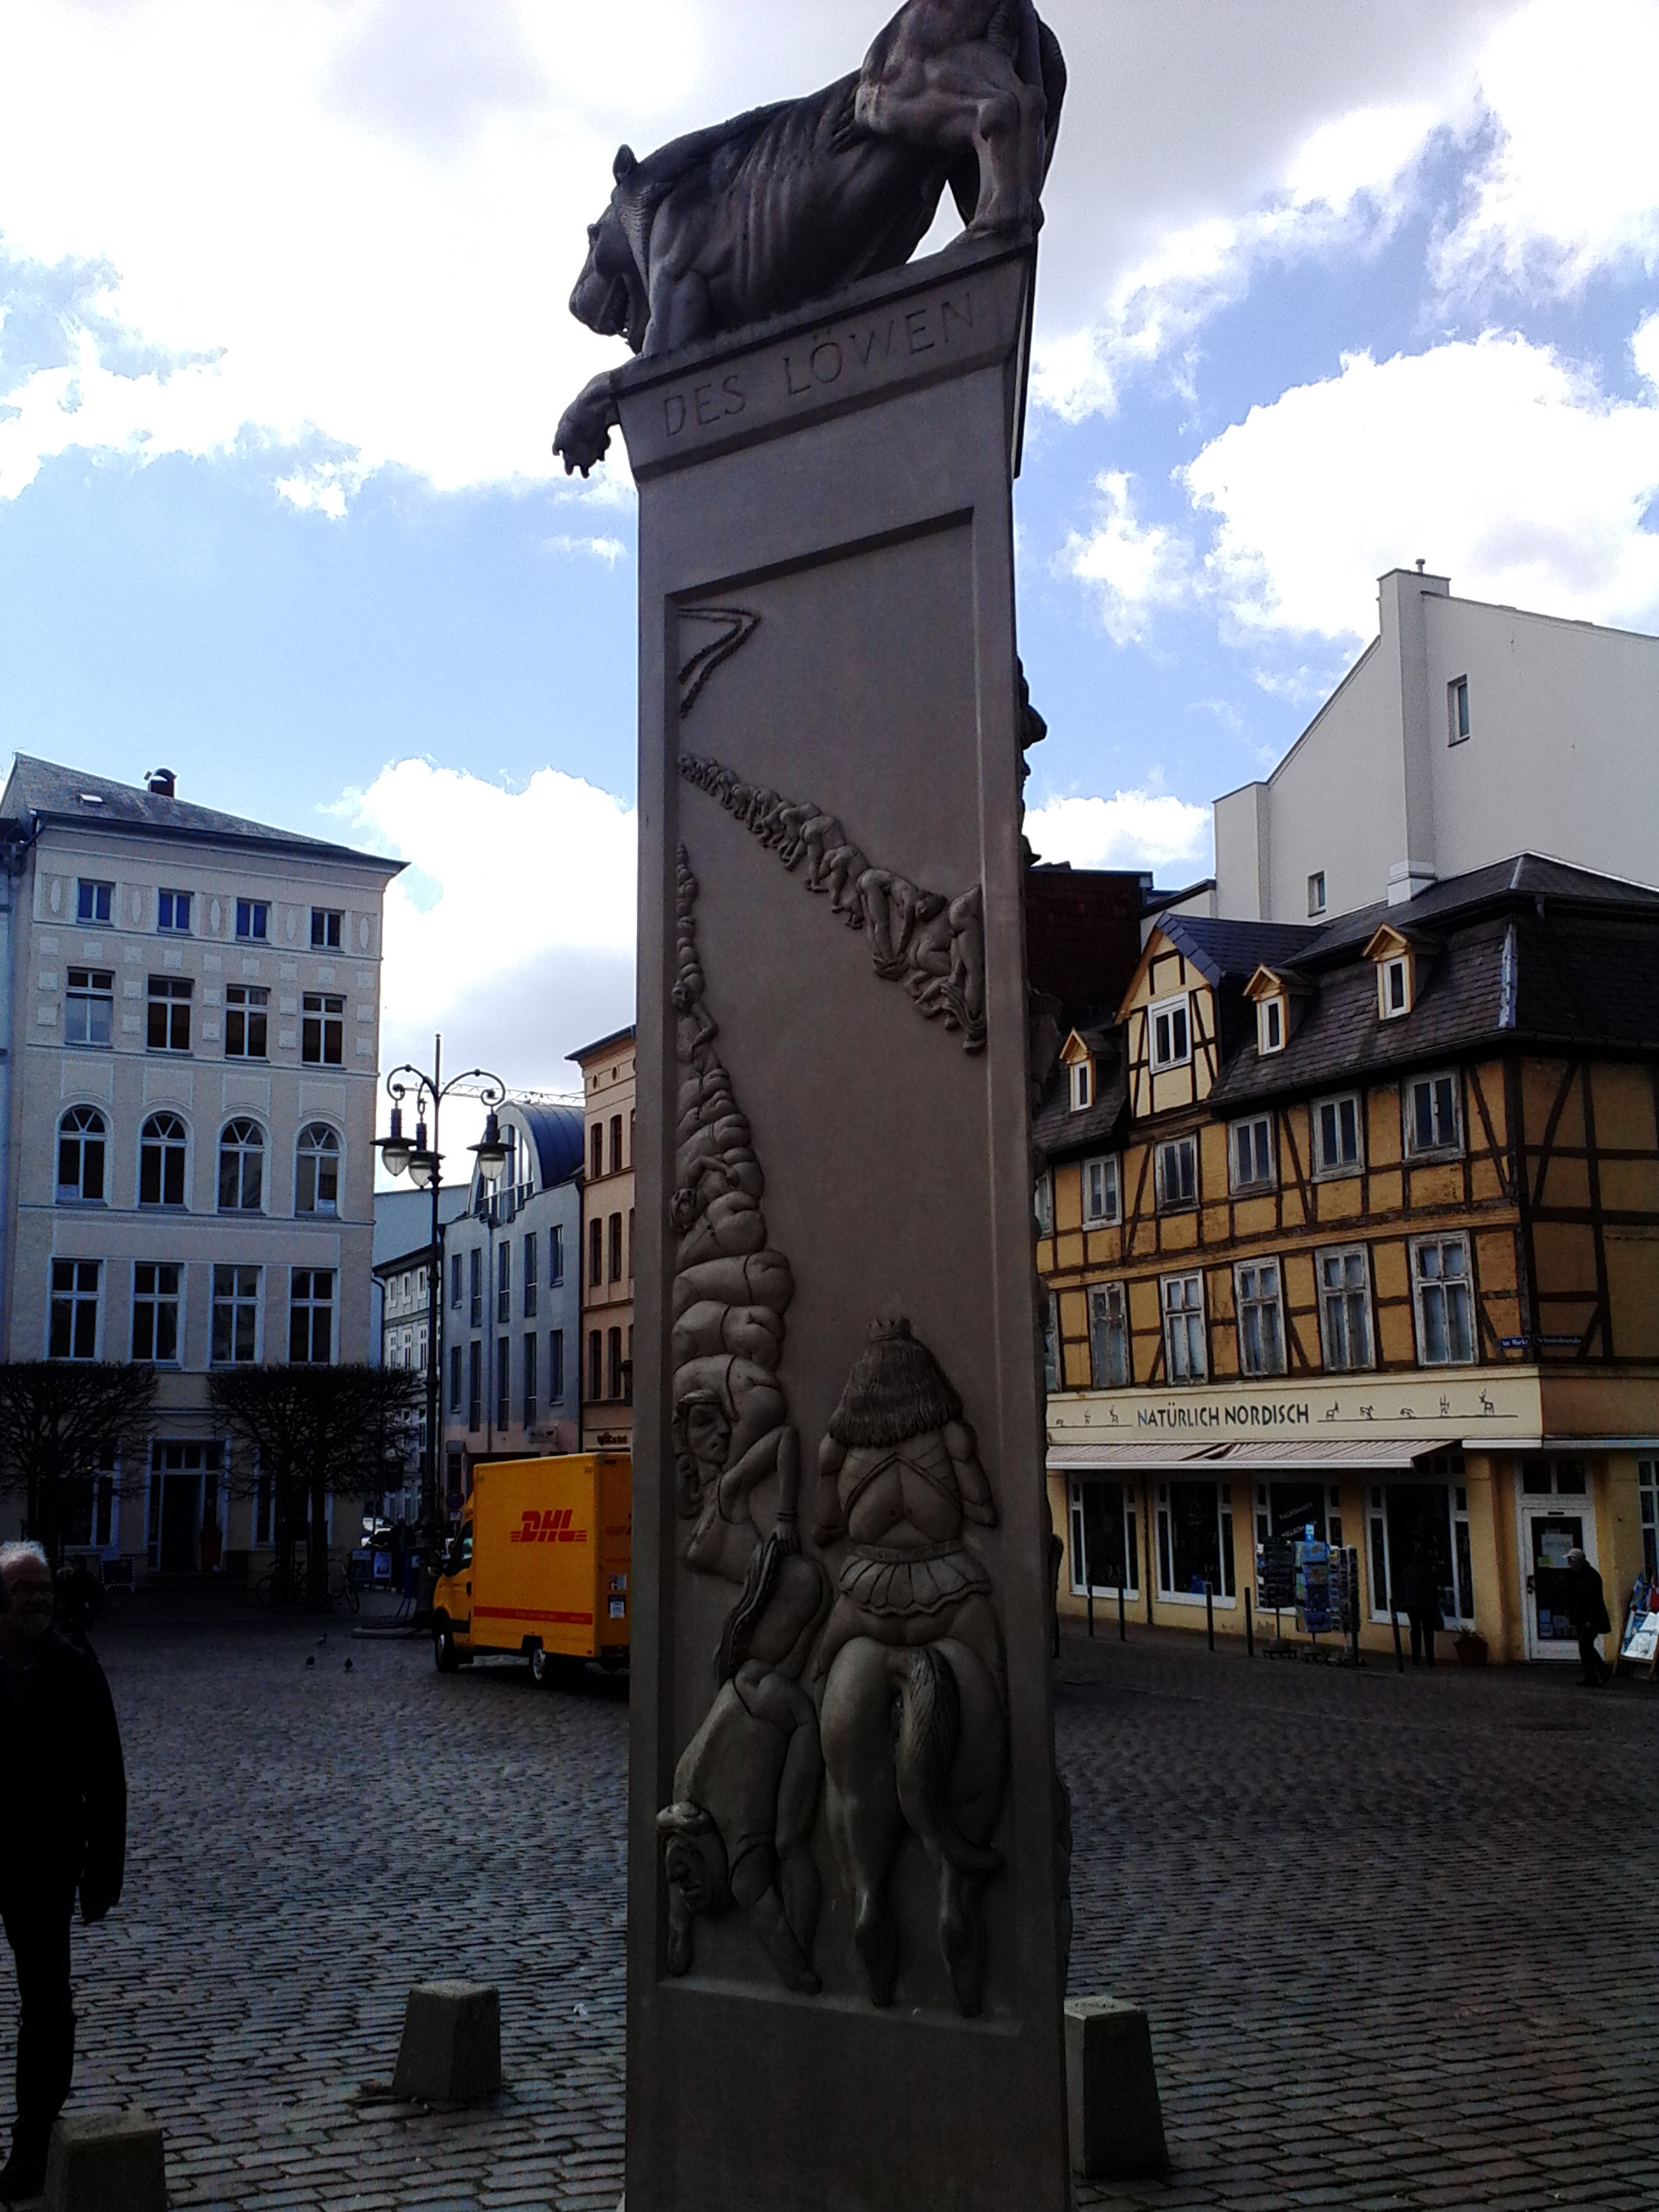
[438,1101,585,1510]
[1211,571,1659,925]
[0,756,403,1576]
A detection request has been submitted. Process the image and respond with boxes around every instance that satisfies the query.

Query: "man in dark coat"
[1394,1528,1443,1666]
[1563,1547,1613,1687]
[0,1542,126,2202]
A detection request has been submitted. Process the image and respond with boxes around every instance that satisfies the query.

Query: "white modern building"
[0,756,403,1576]
[438,1101,585,1511]
[1210,569,1659,924]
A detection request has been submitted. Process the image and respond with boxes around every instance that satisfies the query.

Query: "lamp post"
[377,1036,508,1537]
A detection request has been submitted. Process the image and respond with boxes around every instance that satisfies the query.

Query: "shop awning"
[1048,1437,1450,1472]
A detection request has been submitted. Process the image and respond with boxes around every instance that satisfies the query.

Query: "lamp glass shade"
[472,1111,509,1183]
[407,1150,437,1191]
[380,1134,412,1177]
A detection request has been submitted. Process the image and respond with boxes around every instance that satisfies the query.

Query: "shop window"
[1156,1478,1235,1601]
[1313,1093,1363,1176]
[1412,1235,1474,1364]
[1640,1462,1658,1580]
[1081,1155,1120,1227]
[1069,1479,1138,1596]
[1088,1284,1130,1389]
[1149,995,1191,1071]
[1317,1245,1374,1371]
[1366,1464,1471,1626]
[1161,1272,1205,1382]
[1229,1115,1274,1191]
[1155,1136,1197,1212]
[1235,1259,1285,1376]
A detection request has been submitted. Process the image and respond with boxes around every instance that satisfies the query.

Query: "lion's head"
[569,146,651,354]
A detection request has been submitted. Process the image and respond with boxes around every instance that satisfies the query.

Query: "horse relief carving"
[554,1,1066,473]
[680,752,987,1052]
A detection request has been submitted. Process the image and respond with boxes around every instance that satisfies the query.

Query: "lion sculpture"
[554,0,1066,474]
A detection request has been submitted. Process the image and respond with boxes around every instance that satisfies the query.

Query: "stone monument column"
[616,228,1069,2212]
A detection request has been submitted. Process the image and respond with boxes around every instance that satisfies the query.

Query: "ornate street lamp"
[377,1037,506,1544]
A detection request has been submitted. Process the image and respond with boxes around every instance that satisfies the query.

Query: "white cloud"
[1437,0,1659,297]
[346,760,636,1106]
[539,533,627,565]
[1183,325,1659,642]
[1059,471,1195,643]
[1027,791,1211,876]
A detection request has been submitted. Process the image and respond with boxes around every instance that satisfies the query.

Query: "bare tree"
[209,1364,420,1608]
[0,1363,159,1567]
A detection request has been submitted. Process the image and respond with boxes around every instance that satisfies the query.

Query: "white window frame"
[56,1105,107,1206]
[1313,1092,1364,1179]
[1149,994,1191,1072]
[224,984,268,1060]
[64,967,113,1048]
[76,879,113,926]
[235,898,268,942]
[1411,1233,1476,1366]
[131,1261,183,1366]
[1161,1271,1206,1382]
[1448,676,1470,744]
[218,1118,265,1214]
[157,888,192,935]
[1068,1476,1140,1598]
[1069,1059,1092,1111]
[1080,1154,1120,1227]
[211,1265,261,1365]
[1229,1114,1275,1193]
[1155,1476,1237,1604]
[1378,954,1411,1020]
[1307,872,1326,918]
[289,1267,335,1366]
[1087,1282,1130,1389]
[1317,1244,1375,1372]
[49,1258,101,1360]
[1404,1070,1462,1158]
[1234,1257,1286,1377]
[295,1123,340,1217]
[1155,1136,1197,1212]
[1257,996,1284,1054]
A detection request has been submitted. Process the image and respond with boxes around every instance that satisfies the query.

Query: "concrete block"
[43,2108,167,2212]
[1064,1996,1168,2180]
[392,1980,501,2105]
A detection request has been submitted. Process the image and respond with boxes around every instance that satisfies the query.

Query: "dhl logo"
[509,1507,588,1545]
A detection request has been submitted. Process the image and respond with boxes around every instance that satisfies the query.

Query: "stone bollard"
[1064,1996,1168,2180]
[392,1980,501,2105]
[43,2108,167,2212]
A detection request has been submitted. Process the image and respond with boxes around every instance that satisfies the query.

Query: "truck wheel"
[434,1622,461,1675]
[529,1644,550,1687]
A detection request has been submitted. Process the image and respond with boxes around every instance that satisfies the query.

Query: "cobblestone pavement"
[9,1603,1654,2209]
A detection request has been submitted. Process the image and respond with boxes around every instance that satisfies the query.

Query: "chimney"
[146,769,176,798]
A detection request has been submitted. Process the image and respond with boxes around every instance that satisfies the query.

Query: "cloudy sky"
[2,0,1657,1147]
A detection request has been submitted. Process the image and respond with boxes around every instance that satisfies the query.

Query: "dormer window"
[1380,955,1410,1019]
[1258,996,1285,1055]
[1245,964,1307,1054]
[1070,1059,1092,1111]
[1364,924,1433,1023]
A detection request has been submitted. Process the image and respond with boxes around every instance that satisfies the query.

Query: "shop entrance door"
[1521,1507,1595,1661]
[159,1474,199,1573]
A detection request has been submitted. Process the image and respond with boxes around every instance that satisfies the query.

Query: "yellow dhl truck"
[431,1454,631,1684]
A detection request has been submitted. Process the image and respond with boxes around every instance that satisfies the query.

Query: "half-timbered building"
[1037,853,1659,1664]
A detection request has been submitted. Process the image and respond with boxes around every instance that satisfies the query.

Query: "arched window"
[218,1119,264,1213]
[295,1123,339,1216]
[56,1107,106,1204]
[138,1112,188,1207]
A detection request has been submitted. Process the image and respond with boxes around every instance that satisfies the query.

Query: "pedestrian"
[52,1559,104,1654]
[1394,1528,1443,1666]
[0,1541,125,2203]
[1562,1547,1613,1687]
